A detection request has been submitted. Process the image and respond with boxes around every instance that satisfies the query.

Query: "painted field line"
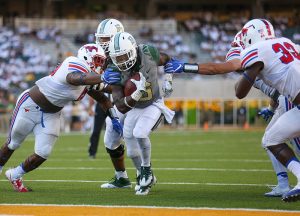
[31,166,274,172]
[9,158,267,163]
[0,179,275,187]
[0,203,300,213]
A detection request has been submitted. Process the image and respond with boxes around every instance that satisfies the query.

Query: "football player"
[104,32,175,195]
[235,18,300,202]
[91,18,133,189]
[0,44,122,192]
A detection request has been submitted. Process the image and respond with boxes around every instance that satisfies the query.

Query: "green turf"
[0,130,300,210]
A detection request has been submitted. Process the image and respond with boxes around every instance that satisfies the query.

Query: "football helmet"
[231,30,243,48]
[95,18,124,53]
[241,19,275,49]
[108,32,137,71]
[77,43,106,74]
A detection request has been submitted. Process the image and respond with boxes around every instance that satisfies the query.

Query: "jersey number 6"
[272,42,300,64]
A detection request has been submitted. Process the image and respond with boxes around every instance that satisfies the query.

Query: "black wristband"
[106,108,118,119]
[183,63,199,73]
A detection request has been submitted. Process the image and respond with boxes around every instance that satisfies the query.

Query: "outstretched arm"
[66,71,120,86]
[235,61,264,99]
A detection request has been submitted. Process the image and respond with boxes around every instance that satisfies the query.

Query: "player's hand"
[111,118,123,137]
[164,58,184,73]
[258,107,274,121]
[162,80,173,98]
[101,68,121,84]
[131,72,146,93]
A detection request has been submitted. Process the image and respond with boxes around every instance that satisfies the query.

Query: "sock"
[267,150,289,187]
[136,137,151,167]
[287,159,300,184]
[131,156,142,174]
[0,165,2,174]
[10,164,26,180]
[115,170,128,179]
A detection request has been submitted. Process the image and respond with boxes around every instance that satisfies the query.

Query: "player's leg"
[6,111,60,192]
[123,109,143,191]
[132,106,162,195]
[262,97,290,196]
[263,107,300,202]
[101,115,131,189]
[0,92,32,174]
[88,103,106,158]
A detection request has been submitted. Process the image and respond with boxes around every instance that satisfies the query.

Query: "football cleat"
[5,169,32,192]
[100,176,132,189]
[134,174,141,191]
[136,175,157,196]
[140,166,154,187]
[282,185,300,202]
[264,185,290,197]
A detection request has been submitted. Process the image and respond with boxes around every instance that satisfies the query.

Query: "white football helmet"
[77,43,106,74]
[95,18,124,53]
[241,19,275,49]
[231,30,243,48]
[109,32,137,71]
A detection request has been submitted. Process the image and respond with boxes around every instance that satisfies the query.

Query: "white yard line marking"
[0,179,275,187]
[23,167,273,172]
[0,204,299,213]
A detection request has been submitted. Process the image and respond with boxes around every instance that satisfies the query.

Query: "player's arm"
[235,61,264,99]
[111,85,135,114]
[66,71,120,86]
[196,59,241,75]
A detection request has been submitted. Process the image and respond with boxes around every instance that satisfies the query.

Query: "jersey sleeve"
[240,45,262,69]
[141,44,160,64]
[67,58,90,74]
[225,47,241,62]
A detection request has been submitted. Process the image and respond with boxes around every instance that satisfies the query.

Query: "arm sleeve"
[240,45,263,69]
[142,44,160,64]
[253,78,278,100]
[225,47,241,62]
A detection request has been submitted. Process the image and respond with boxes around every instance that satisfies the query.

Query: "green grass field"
[0,130,300,211]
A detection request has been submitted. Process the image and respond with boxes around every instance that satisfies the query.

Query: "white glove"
[130,72,146,101]
[162,80,173,98]
[162,74,173,98]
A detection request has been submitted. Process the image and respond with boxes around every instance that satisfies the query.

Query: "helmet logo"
[128,35,135,45]
[115,24,122,32]
[85,45,98,53]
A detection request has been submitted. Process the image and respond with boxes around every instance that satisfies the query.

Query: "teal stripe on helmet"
[100,19,110,34]
[114,33,121,52]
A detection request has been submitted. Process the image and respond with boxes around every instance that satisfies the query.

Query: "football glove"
[111,118,123,137]
[101,68,121,84]
[258,107,274,122]
[164,58,184,73]
[130,72,146,101]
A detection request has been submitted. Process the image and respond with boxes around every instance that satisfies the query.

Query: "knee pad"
[106,144,124,158]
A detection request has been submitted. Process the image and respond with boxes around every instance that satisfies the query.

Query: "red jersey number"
[272,42,300,64]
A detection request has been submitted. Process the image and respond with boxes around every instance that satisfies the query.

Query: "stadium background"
[0,0,299,132]
[1,1,300,214]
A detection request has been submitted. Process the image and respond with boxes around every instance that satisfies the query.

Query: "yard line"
[32,167,273,172]
[0,179,274,187]
[12,158,267,163]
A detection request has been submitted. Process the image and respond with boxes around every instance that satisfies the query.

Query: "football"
[124,73,140,96]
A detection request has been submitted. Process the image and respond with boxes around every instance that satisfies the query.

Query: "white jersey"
[36,56,92,107]
[225,47,241,62]
[241,37,300,102]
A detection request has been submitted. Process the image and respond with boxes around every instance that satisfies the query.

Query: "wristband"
[106,108,118,119]
[131,90,143,101]
[183,63,199,73]
[124,97,134,108]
